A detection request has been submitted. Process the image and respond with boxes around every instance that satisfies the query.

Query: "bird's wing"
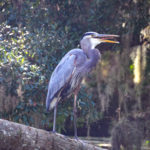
[46,52,77,110]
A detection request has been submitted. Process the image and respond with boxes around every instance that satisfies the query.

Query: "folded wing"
[46,53,76,110]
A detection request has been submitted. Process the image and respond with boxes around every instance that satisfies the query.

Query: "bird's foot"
[74,135,79,140]
[51,130,56,134]
[74,137,85,144]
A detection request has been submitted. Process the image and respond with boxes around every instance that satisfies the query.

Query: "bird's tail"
[46,90,58,111]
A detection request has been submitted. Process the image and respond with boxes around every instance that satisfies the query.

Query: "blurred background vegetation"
[0,0,150,141]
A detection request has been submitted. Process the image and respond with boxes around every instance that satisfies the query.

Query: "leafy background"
[0,0,150,138]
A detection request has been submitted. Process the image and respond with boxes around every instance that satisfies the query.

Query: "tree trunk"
[0,119,104,150]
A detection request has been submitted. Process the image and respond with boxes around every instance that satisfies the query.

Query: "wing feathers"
[46,54,76,110]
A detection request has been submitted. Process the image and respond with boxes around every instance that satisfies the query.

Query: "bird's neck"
[81,43,94,52]
[80,38,101,50]
[84,48,100,72]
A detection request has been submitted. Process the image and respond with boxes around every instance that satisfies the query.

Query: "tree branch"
[0,119,104,150]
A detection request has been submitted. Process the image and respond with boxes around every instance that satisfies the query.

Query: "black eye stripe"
[81,32,94,40]
[81,32,96,40]
[83,33,93,36]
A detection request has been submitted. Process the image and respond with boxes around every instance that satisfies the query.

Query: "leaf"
[21,57,24,64]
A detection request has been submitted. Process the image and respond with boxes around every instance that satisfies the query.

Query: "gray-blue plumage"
[45,31,119,137]
[46,48,100,111]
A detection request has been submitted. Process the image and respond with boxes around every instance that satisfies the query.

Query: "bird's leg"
[53,104,57,133]
[74,93,78,139]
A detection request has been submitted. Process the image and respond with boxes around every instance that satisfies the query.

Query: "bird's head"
[80,31,119,50]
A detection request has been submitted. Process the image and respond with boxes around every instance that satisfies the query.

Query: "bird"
[46,31,119,139]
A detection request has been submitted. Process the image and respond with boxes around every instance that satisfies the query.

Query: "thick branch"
[0,119,104,150]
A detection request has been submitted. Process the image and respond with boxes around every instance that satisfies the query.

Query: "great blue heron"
[46,32,119,138]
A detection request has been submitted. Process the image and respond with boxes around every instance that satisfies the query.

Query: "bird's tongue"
[101,39,119,44]
[100,36,119,44]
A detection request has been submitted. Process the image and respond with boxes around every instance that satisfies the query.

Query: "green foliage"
[0,21,68,128]
[145,140,150,145]
[0,0,150,136]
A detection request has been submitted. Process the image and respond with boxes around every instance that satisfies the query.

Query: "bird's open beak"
[94,34,119,44]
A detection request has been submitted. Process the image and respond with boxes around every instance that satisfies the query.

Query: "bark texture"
[0,119,104,150]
